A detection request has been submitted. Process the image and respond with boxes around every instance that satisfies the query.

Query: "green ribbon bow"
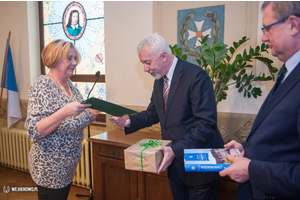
[139,140,163,171]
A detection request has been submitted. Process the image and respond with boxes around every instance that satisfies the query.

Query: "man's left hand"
[155,146,175,174]
[219,154,251,183]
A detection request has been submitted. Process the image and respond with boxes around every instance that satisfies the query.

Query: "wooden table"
[89,129,173,200]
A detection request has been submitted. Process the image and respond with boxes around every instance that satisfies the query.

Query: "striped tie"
[263,64,287,108]
[163,75,169,111]
[257,64,287,112]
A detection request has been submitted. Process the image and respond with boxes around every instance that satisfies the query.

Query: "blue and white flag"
[2,45,22,128]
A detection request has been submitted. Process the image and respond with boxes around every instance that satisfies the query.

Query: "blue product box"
[184,148,242,172]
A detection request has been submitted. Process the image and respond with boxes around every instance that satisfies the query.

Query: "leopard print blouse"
[25,75,93,189]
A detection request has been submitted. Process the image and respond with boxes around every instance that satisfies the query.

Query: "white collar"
[285,51,300,73]
[284,51,300,81]
[165,56,178,87]
[71,24,78,30]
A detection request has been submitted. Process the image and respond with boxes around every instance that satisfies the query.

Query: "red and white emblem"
[63,2,86,40]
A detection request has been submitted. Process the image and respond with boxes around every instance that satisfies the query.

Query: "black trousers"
[37,183,72,200]
[169,166,222,200]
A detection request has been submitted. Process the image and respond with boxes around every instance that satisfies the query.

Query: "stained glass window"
[39,1,106,123]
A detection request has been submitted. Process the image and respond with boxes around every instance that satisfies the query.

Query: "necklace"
[48,72,77,101]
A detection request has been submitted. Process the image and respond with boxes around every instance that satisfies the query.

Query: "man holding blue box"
[111,33,224,200]
[220,2,300,200]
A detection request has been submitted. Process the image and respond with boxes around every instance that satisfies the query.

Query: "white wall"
[0,1,32,100]
[27,2,41,86]
[105,1,154,106]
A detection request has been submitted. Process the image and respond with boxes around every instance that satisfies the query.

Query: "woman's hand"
[37,102,92,136]
[63,102,92,117]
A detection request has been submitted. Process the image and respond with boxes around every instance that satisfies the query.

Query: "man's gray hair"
[262,1,300,20]
[137,32,172,56]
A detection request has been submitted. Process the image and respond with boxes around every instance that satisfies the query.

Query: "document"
[82,97,137,116]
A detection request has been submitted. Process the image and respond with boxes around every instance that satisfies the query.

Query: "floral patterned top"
[25,75,93,189]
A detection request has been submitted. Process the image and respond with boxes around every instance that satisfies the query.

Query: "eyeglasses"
[261,18,287,35]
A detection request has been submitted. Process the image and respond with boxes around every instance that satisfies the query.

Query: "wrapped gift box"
[184,148,242,172]
[124,139,172,173]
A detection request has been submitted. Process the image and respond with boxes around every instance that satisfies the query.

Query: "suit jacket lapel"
[164,59,184,121]
[250,62,300,135]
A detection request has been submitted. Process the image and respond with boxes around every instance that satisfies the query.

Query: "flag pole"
[0,31,11,108]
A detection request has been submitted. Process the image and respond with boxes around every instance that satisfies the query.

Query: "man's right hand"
[110,115,131,128]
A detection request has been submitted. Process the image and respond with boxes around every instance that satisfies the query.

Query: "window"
[39,1,106,124]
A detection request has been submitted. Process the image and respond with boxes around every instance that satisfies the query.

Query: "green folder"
[82,97,137,116]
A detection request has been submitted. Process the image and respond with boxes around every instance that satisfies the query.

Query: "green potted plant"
[170,36,277,106]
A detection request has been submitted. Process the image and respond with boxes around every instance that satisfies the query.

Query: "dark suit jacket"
[125,58,224,186]
[238,62,300,200]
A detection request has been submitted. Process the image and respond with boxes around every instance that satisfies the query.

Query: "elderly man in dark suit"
[220,1,300,200]
[111,32,224,200]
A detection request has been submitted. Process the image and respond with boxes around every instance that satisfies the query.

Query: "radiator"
[0,127,92,189]
[73,139,92,189]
